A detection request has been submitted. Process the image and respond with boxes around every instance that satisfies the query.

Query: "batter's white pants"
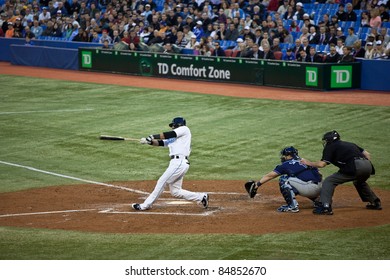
[140,156,205,210]
[287,177,322,199]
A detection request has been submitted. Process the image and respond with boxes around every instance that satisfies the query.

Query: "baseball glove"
[244,180,258,198]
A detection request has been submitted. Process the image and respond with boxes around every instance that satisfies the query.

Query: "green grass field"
[0,75,389,260]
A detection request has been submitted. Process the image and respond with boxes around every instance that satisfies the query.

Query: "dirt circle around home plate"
[0,180,389,234]
[0,62,389,234]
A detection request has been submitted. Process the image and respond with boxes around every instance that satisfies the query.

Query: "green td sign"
[305,67,318,87]
[331,65,352,88]
[81,51,92,68]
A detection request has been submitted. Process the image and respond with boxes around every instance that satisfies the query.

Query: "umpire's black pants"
[320,159,380,207]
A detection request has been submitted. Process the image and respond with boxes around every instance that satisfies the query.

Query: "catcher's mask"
[280,146,299,162]
[322,130,340,146]
[169,117,186,128]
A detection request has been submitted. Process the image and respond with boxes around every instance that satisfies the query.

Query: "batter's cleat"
[201,194,209,209]
[277,205,299,213]
[131,203,142,211]
[313,205,333,215]
[366,199,382,210]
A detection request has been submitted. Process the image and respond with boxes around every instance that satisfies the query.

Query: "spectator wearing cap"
[345,27,358,47]
[364,42,375,59]
[282,48,296,61]
[345,3,357,22]
[185,34,200,49]
[185,15,195,30]
[38,7,51,24]
[158,21,169,35]
[294,2,305,21]
[142,4,153,21]
[5,22,15,38]
[145,0,157,11]
[373,40,385,58]
[335,27,346,42]
[99,29,112,44]
[56,1,68,17]
[192,20,205,40]
[335,4,347,22]
[242,25,255,41]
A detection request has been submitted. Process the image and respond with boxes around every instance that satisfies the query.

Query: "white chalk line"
[0,209,96,218]
[99,208,218,216]
[0,109,95,115]
[0,207,218,218]
[0,160,148,195]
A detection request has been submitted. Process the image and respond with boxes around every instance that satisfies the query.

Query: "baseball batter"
[132,117,209,211]
[246,147,322,213]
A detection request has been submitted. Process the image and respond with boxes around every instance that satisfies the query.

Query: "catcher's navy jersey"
[274,159,322,183]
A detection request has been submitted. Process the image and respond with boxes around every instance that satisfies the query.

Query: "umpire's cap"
[322,130,340,144]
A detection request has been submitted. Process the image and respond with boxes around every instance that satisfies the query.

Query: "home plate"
[166,201,193,205]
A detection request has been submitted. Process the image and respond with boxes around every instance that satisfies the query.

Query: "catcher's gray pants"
[287,177,322,199]
[320,159,379,207]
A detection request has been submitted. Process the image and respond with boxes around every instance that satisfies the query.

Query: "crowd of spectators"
[1,0,389,61]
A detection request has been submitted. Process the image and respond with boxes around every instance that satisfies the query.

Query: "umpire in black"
[301,130,382,215]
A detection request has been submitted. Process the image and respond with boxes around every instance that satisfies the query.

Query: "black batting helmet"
[322,130,340,144]
[169,117,186,128]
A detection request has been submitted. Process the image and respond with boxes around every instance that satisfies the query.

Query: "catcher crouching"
[245,146,322,213]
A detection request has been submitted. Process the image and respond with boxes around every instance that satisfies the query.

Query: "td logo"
[81,51,92,68]
[306,67,318,86]
[331,65,352,88]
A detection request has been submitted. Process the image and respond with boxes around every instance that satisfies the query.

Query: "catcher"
[245,146,322,213]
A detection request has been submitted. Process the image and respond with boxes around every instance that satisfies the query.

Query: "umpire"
[301,130,382,215]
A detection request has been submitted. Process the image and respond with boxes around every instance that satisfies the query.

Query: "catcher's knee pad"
[280,183,298,207]
[278,175,290,187]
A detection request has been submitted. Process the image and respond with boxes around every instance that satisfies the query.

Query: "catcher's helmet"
[322,130,340,145]
[280,146,299,161]
[169,117,186,128]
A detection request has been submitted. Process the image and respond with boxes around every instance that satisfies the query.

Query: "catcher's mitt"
[244,180,258,198]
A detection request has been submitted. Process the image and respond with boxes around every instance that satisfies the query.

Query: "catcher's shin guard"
[280,183,298,208]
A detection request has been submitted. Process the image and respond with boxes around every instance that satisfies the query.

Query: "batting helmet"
[169,117,186,128]
[280,146,299,162]
[322,130,340,145]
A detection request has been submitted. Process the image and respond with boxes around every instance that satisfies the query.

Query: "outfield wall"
[78,48,360,91]
[1,38,389,91]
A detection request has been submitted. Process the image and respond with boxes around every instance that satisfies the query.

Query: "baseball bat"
[99,135,139,142]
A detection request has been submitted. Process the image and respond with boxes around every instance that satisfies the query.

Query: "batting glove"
[140,137,153,145]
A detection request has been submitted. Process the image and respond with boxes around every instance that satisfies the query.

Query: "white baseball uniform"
[139,125,206,210]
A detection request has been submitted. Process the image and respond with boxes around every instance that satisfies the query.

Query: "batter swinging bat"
[99,135,139,142]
